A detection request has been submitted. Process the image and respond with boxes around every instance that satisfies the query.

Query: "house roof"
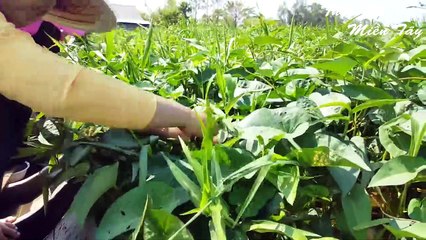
[108,4,150,25]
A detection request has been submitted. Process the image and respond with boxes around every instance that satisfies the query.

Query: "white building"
[109,4,151,29]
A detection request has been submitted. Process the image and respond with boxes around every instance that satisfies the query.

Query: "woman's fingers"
[4,216,16,223]
[3,222,16,230]
[146,127,191,141]
[0,223,20,239]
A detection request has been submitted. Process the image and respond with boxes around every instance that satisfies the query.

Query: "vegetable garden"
[20,17,425,240]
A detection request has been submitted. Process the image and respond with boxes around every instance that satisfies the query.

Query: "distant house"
[109,4,151,30]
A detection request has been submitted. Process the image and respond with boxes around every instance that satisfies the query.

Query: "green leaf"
[145,181,190,213]
[379,114,411,158]
[228,181,276,218]
[67,146,91,166]
[408,45,426,61]
[341,84,392,100]
[385,218,426,239]
[329,166,360,195]
[368,156,426,187]
[139,146,149,188]
[352,99,405,113]
[96,187,147,240]
[341,184,372,240]
[294,146,366,170]
[179,138,203,186]
[143,209,194,240]
[353,218,391,231]
[248,220,320,240]
[408,198,426,222]
[409,110,426,157]
[253,36,282,46]
[238,106,311,142]
[313,57,358,76]
[214,146,255,178]
[164,154,201,205]
[235,166,271,224]
[316,132,371,171]
[223,154,273,187]
[66,163,118,226]
[309,92,351,118]
[50,162,90,190]
[101,129,139,149]
[268,166,300,205]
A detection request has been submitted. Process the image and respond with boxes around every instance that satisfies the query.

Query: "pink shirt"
[19,20,85,39]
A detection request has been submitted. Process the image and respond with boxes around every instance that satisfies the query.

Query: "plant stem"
[398,183,409,217]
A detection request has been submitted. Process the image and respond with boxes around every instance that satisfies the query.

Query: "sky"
[108,0,425,25]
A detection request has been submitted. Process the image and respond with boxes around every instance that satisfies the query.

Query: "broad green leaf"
[294,147,365,169]
[258,62,274,77]
[143,209,194,240]
[228,181,276,218]
[67,146,91,166]
[329,166,360,195]
[408,45,426,61]
[214,146,255,178]
[309,92,351,117]
[409,110,426,157]
[145,181,190,213]
[353,218,391,230]
[418,82,426,105]
[233,80,272,98]
[401,65,426,77]
[66,163,118,226]
[97,187,147,240]
[385,218,426,239]
[248,220,320,240]
[379,114,411,157]
[316,132,371,171]
[253,36,282,46]
[268,166,299,205]
[300,185,330,200]
[408,198,426,222]
[50,162,90,190]
[238,106,311,142]
[313,57,358,76]
[341,184,371,240]
[341,84,392,100]
[368,156,426,187]
[223,154,272,184]
[101,129,139,149]
[352,99,405,113]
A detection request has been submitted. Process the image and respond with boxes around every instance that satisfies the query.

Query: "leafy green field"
[24,18,425,239]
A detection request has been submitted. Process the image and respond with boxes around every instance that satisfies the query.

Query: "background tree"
[178,1,192,19]
[278,0,342,26]
[150,0,183,25]
[225,1,254,26]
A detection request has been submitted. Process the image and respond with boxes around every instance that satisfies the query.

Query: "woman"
[0,1,207,239]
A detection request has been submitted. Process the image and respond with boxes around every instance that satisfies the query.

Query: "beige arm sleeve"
[0,14,157,130]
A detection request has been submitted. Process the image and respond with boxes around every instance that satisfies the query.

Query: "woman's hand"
[145,97,206,138]
[0,217,20,240]
[0,0,55,27]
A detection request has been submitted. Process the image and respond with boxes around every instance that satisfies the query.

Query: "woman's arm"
[0,13,203,137]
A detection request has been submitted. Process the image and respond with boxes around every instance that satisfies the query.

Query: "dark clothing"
[0,21,61,185]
